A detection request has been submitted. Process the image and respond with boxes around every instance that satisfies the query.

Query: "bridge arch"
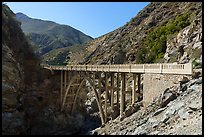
[61,72,106,125]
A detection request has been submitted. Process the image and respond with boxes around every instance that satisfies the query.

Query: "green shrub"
[135,46,147,64]
[192,58,202,69]
[143,13,190,63]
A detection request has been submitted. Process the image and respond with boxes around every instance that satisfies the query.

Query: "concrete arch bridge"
[42,63,192,125]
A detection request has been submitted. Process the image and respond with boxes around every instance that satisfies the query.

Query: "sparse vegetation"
[136,13,191,64]
[42,44,84,65]
[192,58,202,69]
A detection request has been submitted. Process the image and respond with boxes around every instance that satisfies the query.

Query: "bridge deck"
[42,63,192,75]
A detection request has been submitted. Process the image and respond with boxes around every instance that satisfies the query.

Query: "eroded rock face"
[2,4,34,134]
[2,44,26,134]
[164,10,202,63]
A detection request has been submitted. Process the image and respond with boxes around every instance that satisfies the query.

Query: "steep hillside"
[16,12,93,64]
[2,4,41,134]
[69,2,202,66]
[42,44,85,65]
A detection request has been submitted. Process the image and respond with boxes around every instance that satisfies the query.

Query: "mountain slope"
[68,2,202,66]
[16,12,93,63]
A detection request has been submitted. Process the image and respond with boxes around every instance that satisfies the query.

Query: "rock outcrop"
[164,8,202,64]
[2,4,40,134]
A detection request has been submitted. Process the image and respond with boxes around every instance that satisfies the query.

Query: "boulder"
[160,90,177,108]
[179,76,190,85]
[110,106,120,120]
[178,108,189,119]
[188,101,202,111]
[192,71,201,79]
[2,111,26,135]
[152,107,166,116]
[124,102,142,117]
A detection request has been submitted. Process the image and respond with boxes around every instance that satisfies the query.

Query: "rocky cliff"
[2,3,41,134]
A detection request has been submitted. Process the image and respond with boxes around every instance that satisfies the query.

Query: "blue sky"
[6,2,149,38]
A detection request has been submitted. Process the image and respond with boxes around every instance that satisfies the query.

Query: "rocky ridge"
[164,8,202,64]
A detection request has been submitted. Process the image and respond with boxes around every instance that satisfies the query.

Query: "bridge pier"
[120,72,126,118]
[105,72,108,123]
[97,72,105,125]
[137,74,141,95]
[110,72,115,111]
[64,71,67,95]
[132,73,136,105]
[132,73,141,104]
[60,70,63,105]
[71,78,85,114]
[116,73,120,108]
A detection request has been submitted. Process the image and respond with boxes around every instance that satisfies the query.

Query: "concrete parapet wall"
[41,63,192,75]
[143,74,191,107]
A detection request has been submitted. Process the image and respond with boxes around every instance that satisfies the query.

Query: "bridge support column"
[98,72,105,125]
[60,70,63,105]
[137,74,141,94]
[116,73,120,108]
[110,73,114,110]
[93,72,95,90]
[64,71,67,93]
[105,72,108,123]
[98,73,102,105]
[132,73,136,105]
[68,71,71,82]
[120,73,126,117]
[71,78,85,114]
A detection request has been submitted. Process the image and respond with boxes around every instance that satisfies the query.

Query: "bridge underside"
[58,70,142,125]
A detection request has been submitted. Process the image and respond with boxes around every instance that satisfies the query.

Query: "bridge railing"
[131,64,144,73]
[144,64,161,73]
[109,65,119,72]
[161,63,191,74]
[41,62,192,75]
[118,64,131,72]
